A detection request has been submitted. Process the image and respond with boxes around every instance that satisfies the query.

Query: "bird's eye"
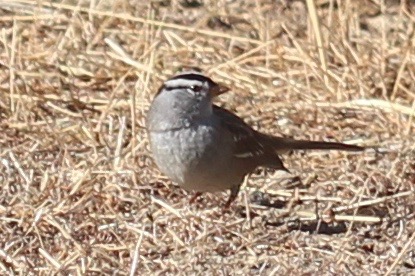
[191,85,202,92]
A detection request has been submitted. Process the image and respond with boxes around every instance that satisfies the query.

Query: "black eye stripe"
[164,85,202,91]
[191,85,202,92]
[164,85,189,91]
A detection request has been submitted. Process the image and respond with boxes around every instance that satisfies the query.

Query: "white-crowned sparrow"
[146,71,363,207]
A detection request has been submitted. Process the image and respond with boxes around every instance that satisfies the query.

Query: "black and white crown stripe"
[156,72,218,95]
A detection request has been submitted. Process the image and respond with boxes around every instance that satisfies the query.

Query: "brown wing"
[213,105,289,172]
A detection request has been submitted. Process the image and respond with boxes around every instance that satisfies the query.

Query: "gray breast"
[148,123,236,192]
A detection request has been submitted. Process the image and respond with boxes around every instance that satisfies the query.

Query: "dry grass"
[1,0,415,274]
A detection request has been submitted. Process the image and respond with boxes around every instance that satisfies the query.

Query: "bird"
[146,71,364,207]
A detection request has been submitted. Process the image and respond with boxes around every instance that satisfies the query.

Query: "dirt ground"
[1,0,415,274]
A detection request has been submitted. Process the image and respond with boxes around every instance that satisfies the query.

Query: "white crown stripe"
[164,79,204,89]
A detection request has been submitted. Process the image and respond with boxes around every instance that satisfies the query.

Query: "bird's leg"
[224,185,241,208]
[189,192,203,204]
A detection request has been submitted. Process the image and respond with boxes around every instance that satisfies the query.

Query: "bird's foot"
[224,185,241,208]
[189,192,203,204]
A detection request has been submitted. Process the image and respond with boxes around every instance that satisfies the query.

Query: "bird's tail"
[261,135,364,153]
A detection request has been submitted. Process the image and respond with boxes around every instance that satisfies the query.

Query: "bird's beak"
[211,83,230,97]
